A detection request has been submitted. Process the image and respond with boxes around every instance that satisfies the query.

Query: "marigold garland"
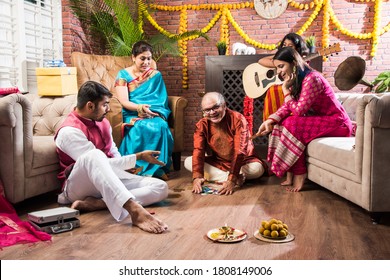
[139,0,389,87]
[220,7,230,54]
[138,0,144,34]
[226,8,276,50]
[322,0,330,60]
[295,1,323,38]
[179,8,189,88]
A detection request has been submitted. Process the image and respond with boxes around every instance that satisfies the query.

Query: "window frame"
[0,0,62,93]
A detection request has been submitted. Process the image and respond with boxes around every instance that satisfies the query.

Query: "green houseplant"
[216,40,227,55]
[305,35,316,53]
[371,71,390,93]
[69,0,206,60]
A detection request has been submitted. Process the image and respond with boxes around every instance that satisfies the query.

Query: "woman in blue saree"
[115,41,173,180]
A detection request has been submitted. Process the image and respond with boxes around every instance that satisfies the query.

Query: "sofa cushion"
[335,93,365,122]
[26,94,76,136]
[28,136,59,176]
[307,137,356,177]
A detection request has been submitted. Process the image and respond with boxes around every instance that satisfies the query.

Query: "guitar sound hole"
[266,69,275,79]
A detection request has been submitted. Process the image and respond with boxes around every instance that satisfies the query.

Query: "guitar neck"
[304,43,341,62]
[303,52,320,62]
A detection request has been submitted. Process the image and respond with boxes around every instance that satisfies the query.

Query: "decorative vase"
[309,46,316,54]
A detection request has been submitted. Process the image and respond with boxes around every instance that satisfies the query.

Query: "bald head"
[201,92,225,108]
[201,92,226,123]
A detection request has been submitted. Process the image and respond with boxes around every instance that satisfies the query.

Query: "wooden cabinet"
[205,55,322,93]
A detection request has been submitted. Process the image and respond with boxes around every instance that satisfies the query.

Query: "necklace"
[131,68,142,78]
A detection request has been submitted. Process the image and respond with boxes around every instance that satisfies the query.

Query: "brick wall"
[62,0,107,65]
[61,0,390,152]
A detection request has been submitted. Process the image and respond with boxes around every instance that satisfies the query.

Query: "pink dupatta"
[0,179,51,249]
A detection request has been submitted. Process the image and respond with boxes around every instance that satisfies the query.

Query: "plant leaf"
[377,72,390,79]
[383,78,390,87]
[375,82,387,93]
[373,76,387,82]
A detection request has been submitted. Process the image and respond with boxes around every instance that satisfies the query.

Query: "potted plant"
[69,0,206,60]
[216,40,227,55]
[371,71,390,93]
[305,35,316,54]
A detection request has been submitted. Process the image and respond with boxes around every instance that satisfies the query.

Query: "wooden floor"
[1,160,390,260]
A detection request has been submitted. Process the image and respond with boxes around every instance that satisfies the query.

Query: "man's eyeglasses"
[202,103,221,115]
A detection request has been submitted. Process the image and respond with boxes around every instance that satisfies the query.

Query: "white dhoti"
[184,156,265,182]
[58,149,168,222]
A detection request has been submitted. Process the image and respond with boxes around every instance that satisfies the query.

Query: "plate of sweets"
[254,218,295,243]
[207,225,247,243]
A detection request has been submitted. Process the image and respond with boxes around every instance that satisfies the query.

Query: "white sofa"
[306,93,390,222]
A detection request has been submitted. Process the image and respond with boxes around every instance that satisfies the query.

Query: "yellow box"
[36,67,78,96]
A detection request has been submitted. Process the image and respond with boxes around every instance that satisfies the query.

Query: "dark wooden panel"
[205,54,323,93]
[206,55,267,92]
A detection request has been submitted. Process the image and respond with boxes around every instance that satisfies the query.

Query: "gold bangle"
[137,104,144,116]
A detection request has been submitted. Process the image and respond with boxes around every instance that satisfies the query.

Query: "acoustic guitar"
[242,43,341,99]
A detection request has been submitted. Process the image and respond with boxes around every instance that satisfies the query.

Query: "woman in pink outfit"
[255,47,352,192]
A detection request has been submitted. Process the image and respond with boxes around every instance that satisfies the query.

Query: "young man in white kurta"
[55,81,168,234]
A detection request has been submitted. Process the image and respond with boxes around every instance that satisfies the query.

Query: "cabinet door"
[205,55,322,93]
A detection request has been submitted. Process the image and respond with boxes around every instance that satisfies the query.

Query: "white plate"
[207,228,247,243]
[253,230,295,243]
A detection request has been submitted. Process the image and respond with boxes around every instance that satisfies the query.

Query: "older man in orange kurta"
[184,92,266,195]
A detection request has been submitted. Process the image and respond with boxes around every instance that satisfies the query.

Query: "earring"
[293,65,297,74]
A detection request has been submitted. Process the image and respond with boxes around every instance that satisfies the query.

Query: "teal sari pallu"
[117,69,173,177]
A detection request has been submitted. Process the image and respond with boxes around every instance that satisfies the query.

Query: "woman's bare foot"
[124,199,168,234]
[281,172,293,186]
[286,173,307,192]
[71,196,107,212]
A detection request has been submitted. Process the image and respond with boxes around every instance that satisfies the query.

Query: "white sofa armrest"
[359,93,390,211]
[0,94,33,202]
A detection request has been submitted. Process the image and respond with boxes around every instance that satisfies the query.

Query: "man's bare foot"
[124,199,168,234]
[237,173,246,187]
[71,196,107,212]
[281,172,293,186]
[159,173,169,181]
[286,173,307,192]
